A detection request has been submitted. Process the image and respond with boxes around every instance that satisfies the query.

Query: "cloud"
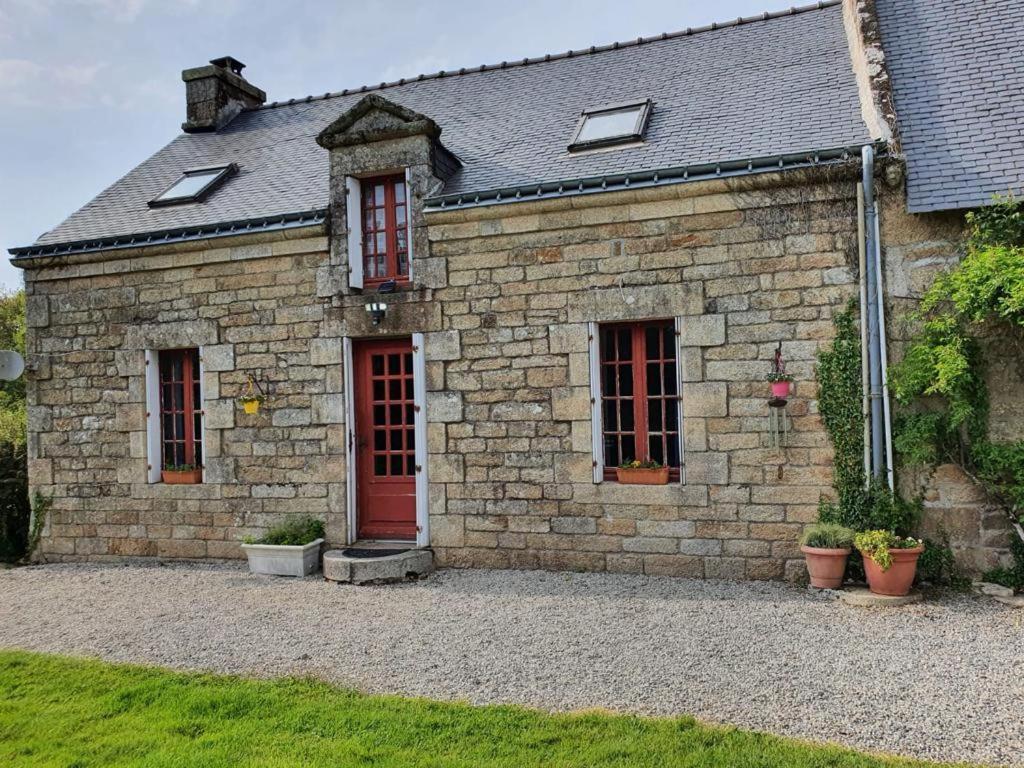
[0,58,107,108]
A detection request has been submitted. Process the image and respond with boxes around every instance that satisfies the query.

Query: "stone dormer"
[316,95,459,296]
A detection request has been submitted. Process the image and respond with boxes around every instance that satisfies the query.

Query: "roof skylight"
[149,164,237,207]
[569,100,651,152]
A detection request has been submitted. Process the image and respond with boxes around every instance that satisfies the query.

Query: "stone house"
[10,0,1023,577]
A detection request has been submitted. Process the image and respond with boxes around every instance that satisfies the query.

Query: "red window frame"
[361,174,409,284]
[599,321,680,481]
[158,348,202,471]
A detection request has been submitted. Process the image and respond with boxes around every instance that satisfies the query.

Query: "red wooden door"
[354,338,417,540]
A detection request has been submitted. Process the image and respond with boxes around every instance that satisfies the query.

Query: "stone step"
[323,548,433,585]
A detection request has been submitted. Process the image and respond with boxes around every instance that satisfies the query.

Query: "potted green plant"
[616,459,669,485]
[162,463,202,484]
[799,522,855,589]
[241,516,325,577]
[855,530,925,596]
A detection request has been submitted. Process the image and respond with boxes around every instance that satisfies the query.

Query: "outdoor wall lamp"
[365,301,388,326]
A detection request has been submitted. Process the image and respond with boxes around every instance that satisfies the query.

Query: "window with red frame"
[599,322,680,478]
[361,174,409,283]
[158,348,202,470]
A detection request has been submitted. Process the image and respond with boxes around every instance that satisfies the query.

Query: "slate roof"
[876,0,1024,213]
[25,1,871,251]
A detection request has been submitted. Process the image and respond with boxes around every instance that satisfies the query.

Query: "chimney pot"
[182,55,266,133]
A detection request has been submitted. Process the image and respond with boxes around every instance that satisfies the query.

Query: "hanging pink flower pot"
[770,380,791,398]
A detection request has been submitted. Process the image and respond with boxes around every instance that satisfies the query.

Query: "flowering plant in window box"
[616,459,669,485]
[162,464,202,485]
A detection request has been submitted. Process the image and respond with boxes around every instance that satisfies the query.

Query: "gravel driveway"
[0,563,1020,766]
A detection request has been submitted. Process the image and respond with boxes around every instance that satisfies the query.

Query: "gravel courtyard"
[1,563,1020,766]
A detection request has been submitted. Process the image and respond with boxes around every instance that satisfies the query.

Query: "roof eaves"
[9,209,328,262]
[424,142,882,212]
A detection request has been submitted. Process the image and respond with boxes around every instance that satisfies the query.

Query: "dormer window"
[360,174,409,284]
[569,100,651,152]
[149,164,236,207]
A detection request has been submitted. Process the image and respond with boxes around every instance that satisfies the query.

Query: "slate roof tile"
[29,2,869,248]
[876,0,1024,212]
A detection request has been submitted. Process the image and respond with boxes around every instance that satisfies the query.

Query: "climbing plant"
[815,303,920,536]
[889,195,1024,588]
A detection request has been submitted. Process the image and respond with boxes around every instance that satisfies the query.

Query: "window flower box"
[162,466,202,484]
[616,462,669,485]
[241,539,324,577]
[241,517,326,577]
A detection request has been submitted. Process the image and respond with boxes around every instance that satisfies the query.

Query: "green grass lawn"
[0,650,964,768]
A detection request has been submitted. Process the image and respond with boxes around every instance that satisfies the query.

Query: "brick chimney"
[181,56,266,133]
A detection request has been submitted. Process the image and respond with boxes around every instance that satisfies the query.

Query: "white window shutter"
[342,337,357,544]
[674,316,686,485]
[404,167,414,282]
[588,322,603,483]
[345,176,363,290]
[144,349,162,483]
[197,347,206,468]
[412,333,429,547]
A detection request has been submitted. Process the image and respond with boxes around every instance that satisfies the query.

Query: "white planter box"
[241,538,323,577]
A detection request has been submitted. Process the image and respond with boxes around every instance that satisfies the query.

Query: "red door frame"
[353,337,417,540]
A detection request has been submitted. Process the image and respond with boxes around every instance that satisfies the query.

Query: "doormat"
[341,548,410,559]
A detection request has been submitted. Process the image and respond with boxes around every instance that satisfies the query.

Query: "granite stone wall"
[21,163,1015,576]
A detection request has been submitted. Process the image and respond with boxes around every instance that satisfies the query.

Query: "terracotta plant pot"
[800,545,851,589]
[616,466,670,485]
[861,545,924,596]
[770,380,791,398]
[162,468,203,485]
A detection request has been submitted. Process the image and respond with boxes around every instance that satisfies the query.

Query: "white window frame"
[144,347,205,484]
[411,332,429,547]
[342,336,357,543]
[346,171,413,290]
[587,320,686,484]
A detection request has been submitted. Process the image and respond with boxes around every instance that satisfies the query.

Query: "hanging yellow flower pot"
[238,376,266,415]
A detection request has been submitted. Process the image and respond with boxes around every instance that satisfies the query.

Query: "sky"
[0,0,782,290]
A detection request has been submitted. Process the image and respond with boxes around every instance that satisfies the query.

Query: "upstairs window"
[158,349,202,470]
[149,164,236,207]
[361,174,409,284]
[569,100,651,152]
[599,321,680,479]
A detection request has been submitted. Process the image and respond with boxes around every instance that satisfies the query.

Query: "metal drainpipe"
[856,183,871,484]
[862,145,884,480]
[873,204,895,490]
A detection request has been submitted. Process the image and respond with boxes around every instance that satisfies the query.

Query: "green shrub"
[916,535,969,588]
[818,478,921,537]
[250,516,325,546]
[0,442,29,561]
[799,523,855,549]
[981,567,1020,590]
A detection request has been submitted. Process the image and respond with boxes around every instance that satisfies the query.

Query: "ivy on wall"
[815,303,920,537]
[889,195,1024,589]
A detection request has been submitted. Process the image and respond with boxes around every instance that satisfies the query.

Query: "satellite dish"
[0,351,25,381]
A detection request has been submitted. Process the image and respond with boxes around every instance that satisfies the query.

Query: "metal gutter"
[423,143,880,212]
[8,208,328,262]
